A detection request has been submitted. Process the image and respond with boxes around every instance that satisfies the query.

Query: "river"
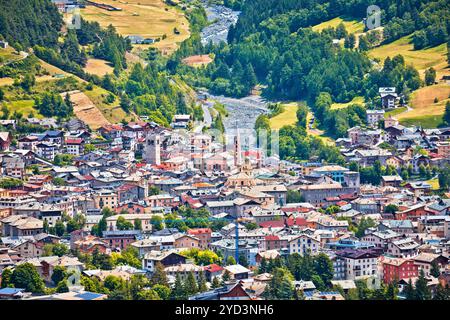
[198,3,268,133]
[206,93,269,132]
[200,1,240,46]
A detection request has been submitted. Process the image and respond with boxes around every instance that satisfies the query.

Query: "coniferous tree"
[150,262,168,287]
[171,274,186,300]
[433,283,449,300]
[386,281,398,300]
[344,33,356,49]
[197,270,208,292]
[415,270,432,300]
[430,261,441,278]
[259,257,267,274]
[221,270,231,284]
[404,279,416,300]
[0,268,12,288]
[183,272,198,297]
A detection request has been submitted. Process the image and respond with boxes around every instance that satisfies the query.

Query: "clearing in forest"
[396,84,450,128]
[83,58,114,77]
[80,0,190,55]
[368,35,449,79]
[269,103,298,130]
[330,96,365,110]
[312,16,365,34]
[66,90,111,129]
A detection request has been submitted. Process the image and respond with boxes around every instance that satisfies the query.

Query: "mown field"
[83,58,114,77]
[306,111,334,146]
[269,102,298,130]
[369,35,450,127]
[80,0,190,55]
[0,53,135,128]
[268,100,336,145]
[311,16,365,34]
[397,84,450,128]
[330,96,365,110]
[83,86,136,127]
[0,100,43,119]
[368,35,450,80]
[384,107,407,118]
[0,47,23,65]
[426,178,440,190]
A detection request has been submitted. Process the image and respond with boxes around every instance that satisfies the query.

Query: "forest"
[173,0,443,109]
[0,0,62,49]
[0,0,448,133]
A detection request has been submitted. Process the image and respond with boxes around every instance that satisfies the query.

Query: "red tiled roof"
[188,228,212,235]
[23,183,41,189]
[204,264,224,273]
[100,124,123,132]
[9,190,28,195]
[243,150,262,158]
[265,235,280,241]
[65,138,83,144]
[117,184,135,192]
[286,217,307,227]
[259,220,285,228]
[339,193,358,200]
[281,206,310,213]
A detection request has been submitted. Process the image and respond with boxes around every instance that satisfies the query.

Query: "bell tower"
[144,132,161,165]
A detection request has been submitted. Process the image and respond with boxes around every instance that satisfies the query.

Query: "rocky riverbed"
[198,3,268,134]
[203,92,269,131]
[200,1,240,45]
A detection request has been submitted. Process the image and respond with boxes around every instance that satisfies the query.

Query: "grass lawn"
[312,16,365,34]
[0,47,22,64]
[83,86,136,125]
[330,96,365,110]
[80,0,190,55]
[369,35,450,127]
[368,35,450,80]
[306,111,335,146]
[83,58,114,77]
[399,115,444,128]
[396,84,450,127]
[1,100,43,118]
[384,107,407,118]
[0,78,14,87]
[269,102,298,130]
[0,48,25,86]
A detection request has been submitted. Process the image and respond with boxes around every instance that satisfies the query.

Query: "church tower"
[144,132,161,165]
